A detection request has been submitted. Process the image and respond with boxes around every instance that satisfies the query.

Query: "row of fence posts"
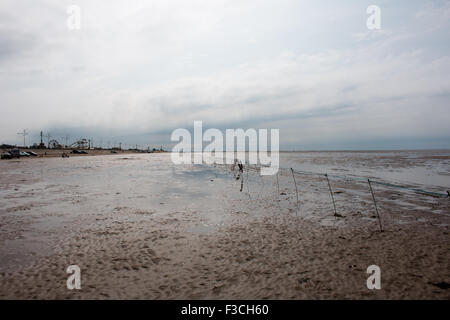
[289,169,383,232]
[230,162,384,232]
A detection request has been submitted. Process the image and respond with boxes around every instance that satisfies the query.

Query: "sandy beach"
[0,152,449,299]
[2,0,450,308]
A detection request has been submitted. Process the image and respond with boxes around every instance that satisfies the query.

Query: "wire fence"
[225,162,449,233]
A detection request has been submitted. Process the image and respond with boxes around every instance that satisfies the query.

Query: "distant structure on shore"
[3,129,166,153]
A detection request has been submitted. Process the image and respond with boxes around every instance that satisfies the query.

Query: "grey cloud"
[0,29,37,62]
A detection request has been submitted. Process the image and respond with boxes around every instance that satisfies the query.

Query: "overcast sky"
[1,0,449,150]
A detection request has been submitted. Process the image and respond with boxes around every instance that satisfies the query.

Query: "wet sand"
[0,153,449,299]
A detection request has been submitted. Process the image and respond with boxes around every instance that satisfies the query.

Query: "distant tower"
[45,133,51,148]
[39,131,46,148]
[17,129,29,147]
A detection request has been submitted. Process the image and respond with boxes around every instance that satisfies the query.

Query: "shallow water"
[280,150,450,191]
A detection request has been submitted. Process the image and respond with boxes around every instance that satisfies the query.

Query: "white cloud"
[0,0,449,148]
